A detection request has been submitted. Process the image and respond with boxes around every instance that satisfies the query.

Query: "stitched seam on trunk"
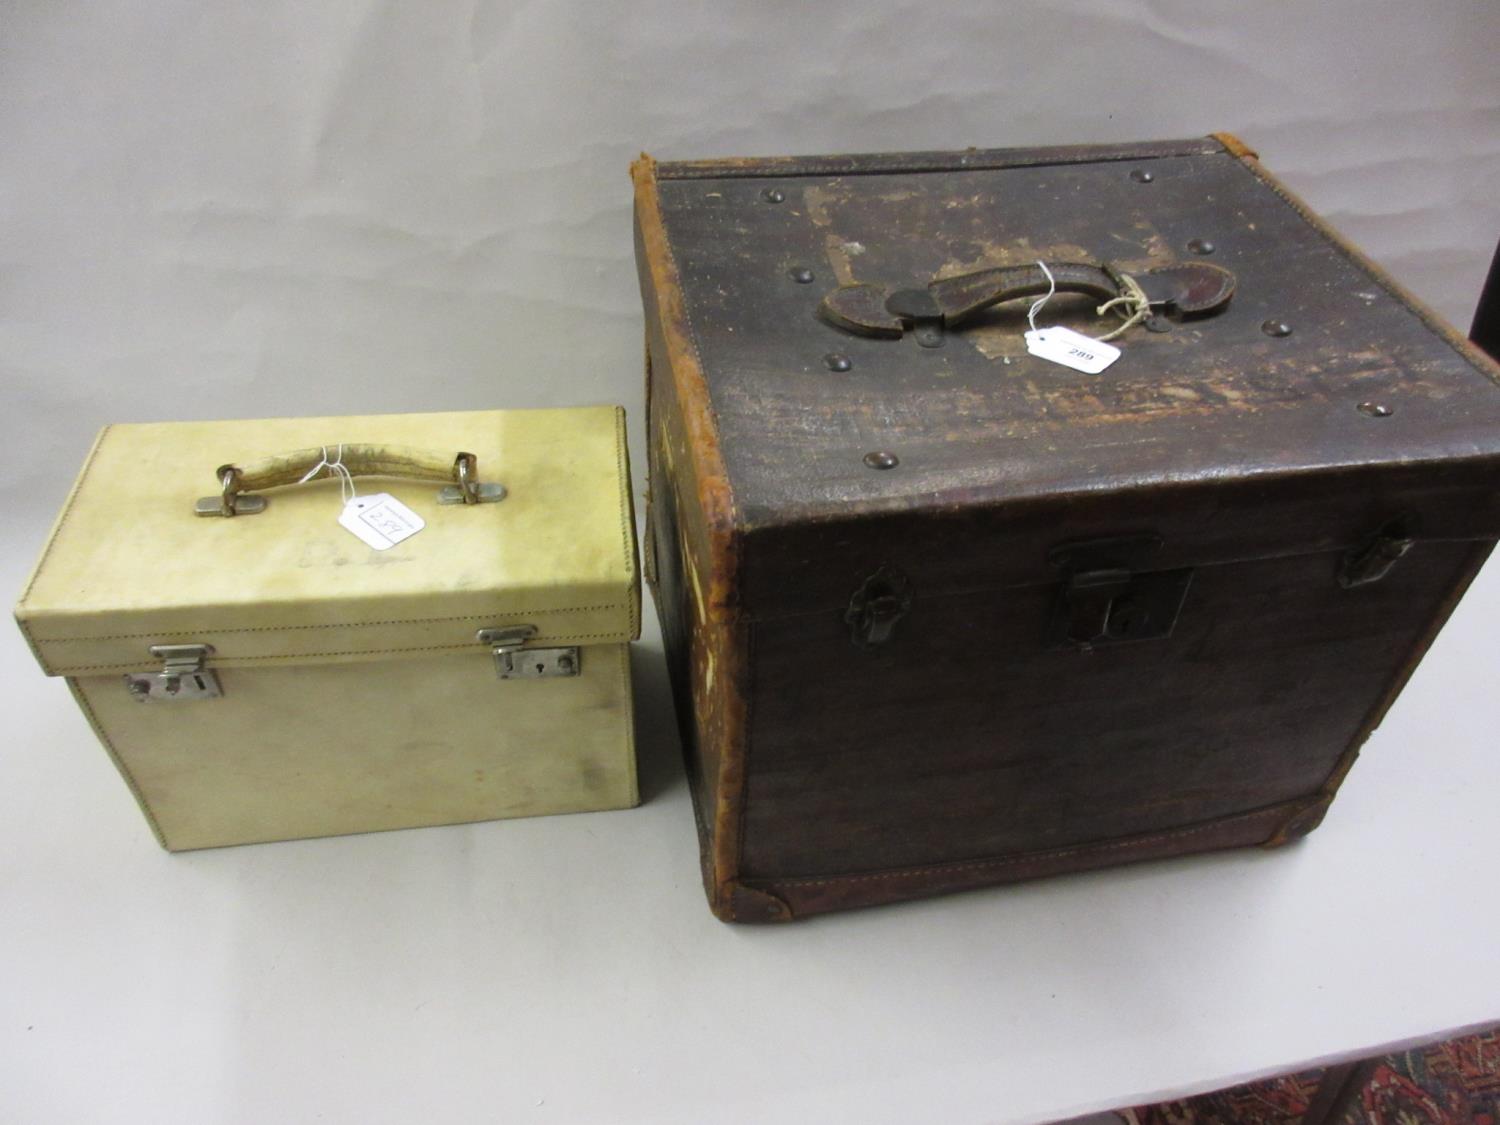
[767,804,1296,888]
[656,140,1220,180]
[733,618,757,899]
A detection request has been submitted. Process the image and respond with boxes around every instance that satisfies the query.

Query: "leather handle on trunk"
[196,444,504,517]
[819,259,1235,345]
[924,262,1123,325]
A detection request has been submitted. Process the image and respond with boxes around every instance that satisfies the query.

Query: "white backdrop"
[3,0,1498,525]
[3,3,1499,1123]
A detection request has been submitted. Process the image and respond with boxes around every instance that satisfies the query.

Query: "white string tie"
[297,444,357,504]
[1028,259,1151,343]
[1027,260,1057,333]
[1093,273,1152,342]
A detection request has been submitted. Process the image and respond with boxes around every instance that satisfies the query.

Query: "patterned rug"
[1123,1029,1500,1125]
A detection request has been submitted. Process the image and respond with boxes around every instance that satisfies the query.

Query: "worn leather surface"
[636,137,1500,920]
[17,406,640,673]
[739,540,1491,880]
[635,159,754,921]
[653,139,1500,535]
[737,797,1317,921]
[70,643,637,850]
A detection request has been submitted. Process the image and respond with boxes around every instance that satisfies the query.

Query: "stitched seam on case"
[19,426,113,608]
[1226,154,1500,387]
[34,604,630,644]
[52,636,627,672]
[615,406,640,639]
[768,805,1291,888]
[70,677,170,847]
[617,641,638,806]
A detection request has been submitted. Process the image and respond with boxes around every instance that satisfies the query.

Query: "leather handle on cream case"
[194,443,506,517]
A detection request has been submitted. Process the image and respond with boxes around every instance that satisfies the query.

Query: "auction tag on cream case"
[1024,326,1121,374]
[338,493,425,550]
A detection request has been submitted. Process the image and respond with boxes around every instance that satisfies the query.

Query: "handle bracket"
[195,471,269,517]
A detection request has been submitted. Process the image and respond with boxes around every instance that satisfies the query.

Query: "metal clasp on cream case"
[475,626,581,680]
[123,644,223,701]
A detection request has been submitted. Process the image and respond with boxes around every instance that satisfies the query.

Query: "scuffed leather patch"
[1262,794,1334,847]
[724,881,792,924]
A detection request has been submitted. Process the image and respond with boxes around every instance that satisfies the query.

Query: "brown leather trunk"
[631,135,1500,922]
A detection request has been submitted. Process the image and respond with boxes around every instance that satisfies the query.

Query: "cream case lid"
[16,406,639,676]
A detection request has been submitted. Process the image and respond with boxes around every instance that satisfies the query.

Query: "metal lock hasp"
[1338,516,1417,588]
[476,626,581,680]
[123,644,223,702]
[1046,536,1193,651]
[845,565,914,646]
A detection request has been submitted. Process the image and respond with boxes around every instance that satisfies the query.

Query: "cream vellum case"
[15,406,641,850]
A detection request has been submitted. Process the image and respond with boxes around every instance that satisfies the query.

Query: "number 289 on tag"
[1024,326,1122,374]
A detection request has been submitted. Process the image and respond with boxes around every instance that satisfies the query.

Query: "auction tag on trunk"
[338,493,424,550]
[1024,326,1121,374]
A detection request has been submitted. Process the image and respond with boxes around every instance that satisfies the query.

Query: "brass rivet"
[761,188,785,204]
[1130,169,1155,183]
[789,267,814,284]
[1357,401,1393,418]
[1262,320,1293,338]
[1187,238,1215,255]
[864,451,899,470]
[824,354,852,372]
